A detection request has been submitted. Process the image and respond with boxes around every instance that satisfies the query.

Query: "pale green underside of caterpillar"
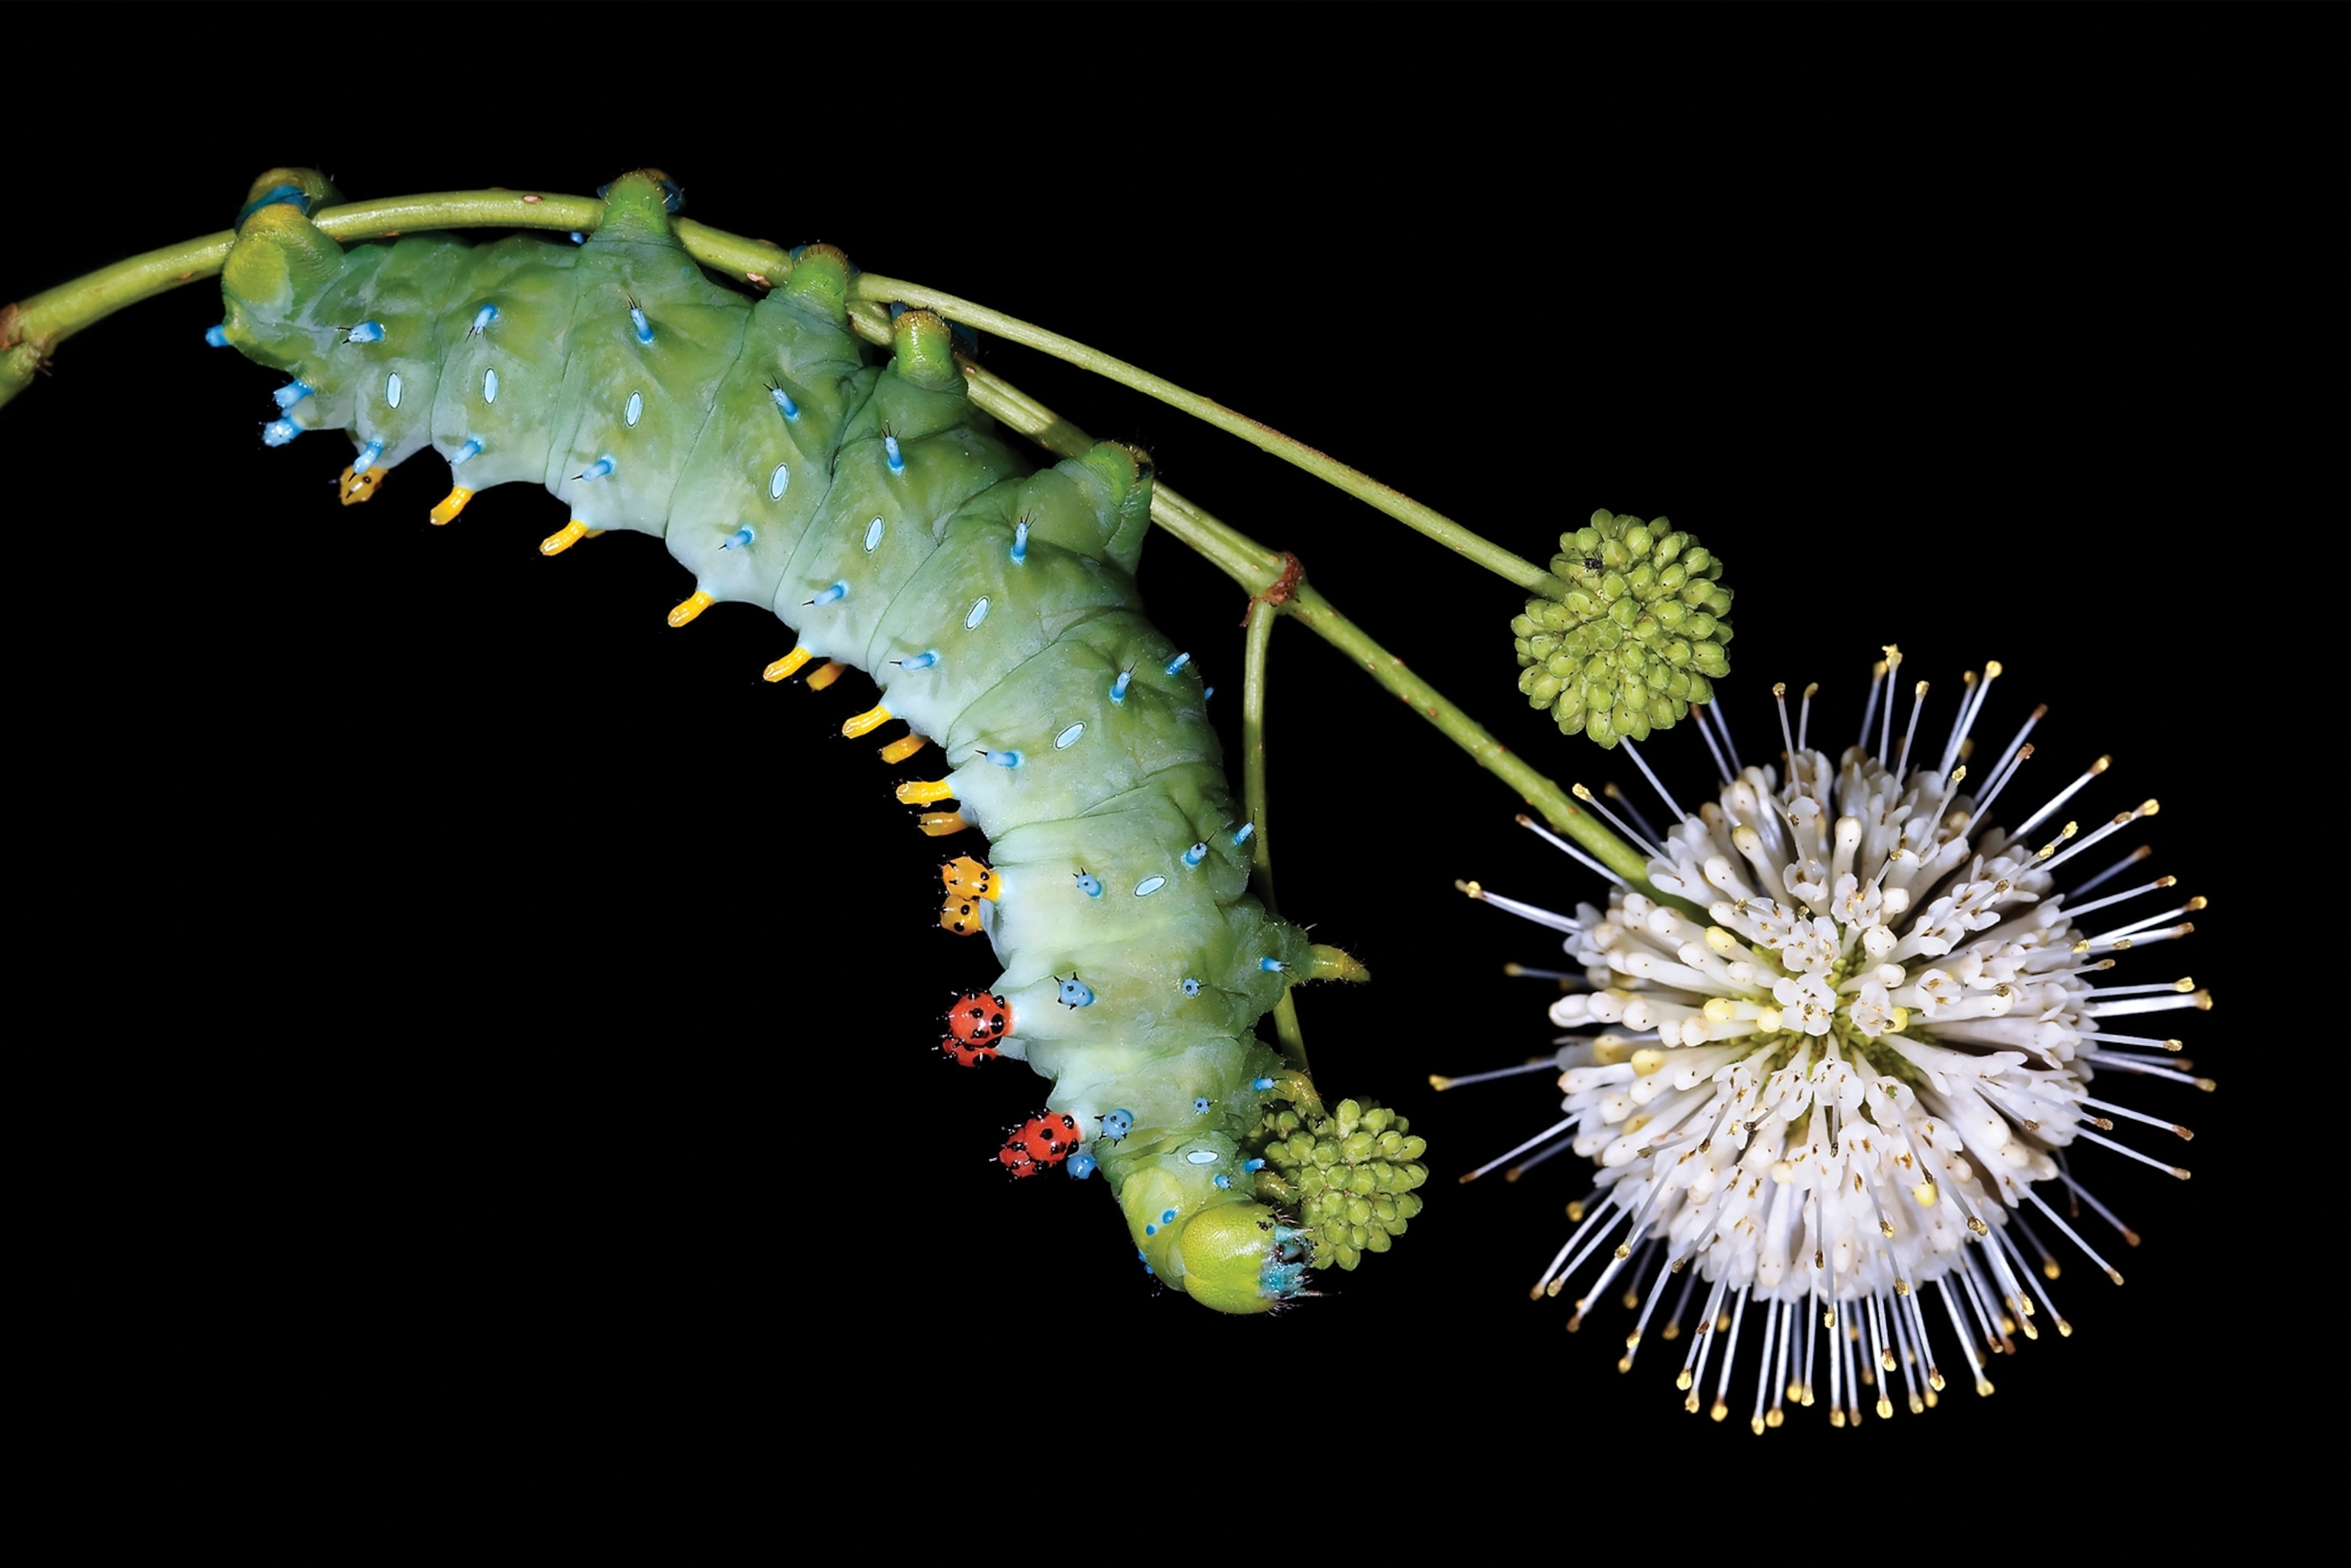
[217,168,1425,1311]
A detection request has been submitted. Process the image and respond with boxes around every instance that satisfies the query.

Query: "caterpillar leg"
[540,519,589,555]
[879,734,928,764]
[431,486,474,526]
[763,647,814,683]
[805,661,847,691]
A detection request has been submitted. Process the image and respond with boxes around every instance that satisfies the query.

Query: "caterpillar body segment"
[217,170,1329,1312]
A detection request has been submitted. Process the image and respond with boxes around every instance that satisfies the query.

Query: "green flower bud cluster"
[1513,509,1734,748]
[1250,1096,1428,1272]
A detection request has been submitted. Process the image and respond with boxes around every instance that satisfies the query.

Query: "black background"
[5,8,2327,1546]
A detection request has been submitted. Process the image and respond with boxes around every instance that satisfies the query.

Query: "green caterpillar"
[185,167,1420,1312]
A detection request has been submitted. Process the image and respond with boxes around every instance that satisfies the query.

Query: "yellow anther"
[896,779,957,807]
[879,733,929,764]
[806,661,847,691]
[764,647,814,683]
[917,811,970,838]
[667,589,716,628]
[842,703,893,739]
[430,486,475,526]
[540,518,589,555]
[337,465,388,506]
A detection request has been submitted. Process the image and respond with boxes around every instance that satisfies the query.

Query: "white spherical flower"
[1455,652,2210,1429]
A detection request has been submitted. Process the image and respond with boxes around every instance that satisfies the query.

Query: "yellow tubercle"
[842,704,893,739]
[430,486,475,526]
[896,779,957,807]
[667,590,716,628]
[338,465,388,506]
[806,661,847,691]
[940,894,985,936]
[879,733,929,764]
[765,647,814,683]
[941,856,998,900]
[540,519,589,555]
[918,811,970,838]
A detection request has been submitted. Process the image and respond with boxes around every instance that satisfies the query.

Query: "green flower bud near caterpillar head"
[1512,509,1734,748]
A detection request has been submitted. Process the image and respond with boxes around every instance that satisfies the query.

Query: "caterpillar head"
[1164,1203,1312,1314]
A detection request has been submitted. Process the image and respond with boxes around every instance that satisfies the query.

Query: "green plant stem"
[1241,597,1280,914]
[854,272,1567,598]
[1279,583,1674,903]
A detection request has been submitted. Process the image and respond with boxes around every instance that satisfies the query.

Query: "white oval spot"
[863,516,885,553]
[964,597,990,631]
[1054,722,1085,750]
[1184,1149,1218,1165]
[768,463,790,500]
[1133,875,1166,897]
[625,391,644,427]
[482,368,499,404]
[385,372,403,409]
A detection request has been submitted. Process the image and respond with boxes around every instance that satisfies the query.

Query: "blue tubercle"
[1164,651,1191,676]
[1243,1158,1266,1172]
[353,438,385,471]
[1204,686,1215,702]
[628,300,654,344]
[768,384,800,421]
[1262,1261,1306,1298]
[807,580,848,607]
[450,438,482,466]
[1056,974,1096,1009]
[1109,669,1132,704]
[1231,823,1256,846]
[1009,520,1029,565]
[1068,1154,1097,1181]
[577,455,615,483]
[1260,957,1286,973]
[344,321,383,344]
[1074,871,1103,898]
[1192,1097,1213,1116]
[722,526,755,551]
[898,650,939,671]
[985,749,1023,769]
[569,231,585,245]
[469,303,499,337]
[1182,841,1208,868]
[1162,1208,1179,1224]
[1181,978,1202,996]
[235,184,312,227]
[1102,1110,1133,1141]
[261,419,298,447]
[1214,1174,1232,1190]
[204,325,230,347]
[1251,1077,1276,1091]
[883,433,904,475]
[272,380,314,409]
